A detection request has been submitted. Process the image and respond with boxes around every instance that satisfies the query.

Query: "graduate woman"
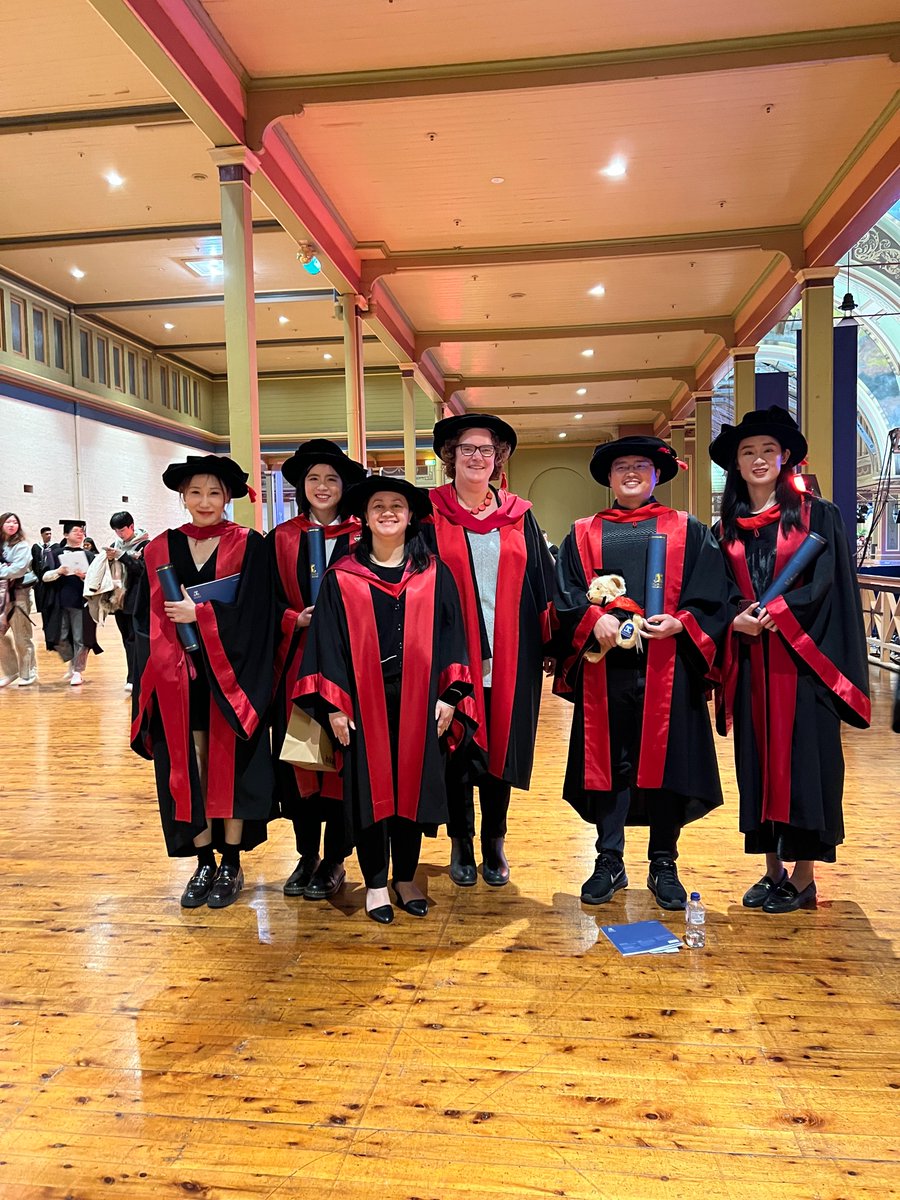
[710,408,870,913]
[269,439,365,900]
[428,415,555,887]
[132,455,276,909]
[295,477,475,923]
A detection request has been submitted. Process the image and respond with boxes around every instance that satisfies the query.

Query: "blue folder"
[600,920,682,956]
[185,572,240,605]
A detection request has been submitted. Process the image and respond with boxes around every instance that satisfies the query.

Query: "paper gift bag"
[280,707,336,771]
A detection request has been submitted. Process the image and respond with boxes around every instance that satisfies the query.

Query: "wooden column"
[210,146,262,530]
[730,345,758,421]
[401,367,417,481]
[797,267,839,498]
[692,392,714,525]
[668,422,688,512]
[339,294,366,465]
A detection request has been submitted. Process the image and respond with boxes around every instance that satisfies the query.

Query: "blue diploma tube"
[644,534,667,619]
[157,564,200,652]
[307,525,326,603]
[756,532,826,612]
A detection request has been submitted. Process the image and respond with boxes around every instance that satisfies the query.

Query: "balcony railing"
[858,575,900,671]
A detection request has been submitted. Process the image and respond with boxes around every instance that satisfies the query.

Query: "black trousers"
[292,804,348,862]
[595,662,685,862]
[114,610,136,684]
[355,817,423,889]
[446,687,511,841]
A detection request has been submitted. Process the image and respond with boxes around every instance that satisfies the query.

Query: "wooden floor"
[1,631,899,1200]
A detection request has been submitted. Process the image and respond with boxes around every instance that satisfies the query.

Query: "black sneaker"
[580,855,628,904]
[647,858,687,911]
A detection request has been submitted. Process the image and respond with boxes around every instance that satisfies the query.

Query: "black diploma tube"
[755,532,827,613]
[307,526,326,603]
[157,564,200,652]
[644,534,667,619]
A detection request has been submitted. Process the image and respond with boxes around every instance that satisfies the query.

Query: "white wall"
[1,393,205,545]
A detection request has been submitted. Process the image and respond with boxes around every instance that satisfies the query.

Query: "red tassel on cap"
[677,459,688,471]
[247,485,258,504]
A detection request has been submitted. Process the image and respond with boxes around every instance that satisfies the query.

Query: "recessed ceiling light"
[182,256,224,279]
[490,176,505,185]
[163,322,175,331]
[581,348,594,358]
[574,413,584,420]
[588,283,606,297]
[509,292,526,299]
[599,156,627,179]
[323,353,333,360]
[558,431,568,439]
[70,267,85,279]
[576,387,587,396]
[104,170,125,188]
[278,316,289,325]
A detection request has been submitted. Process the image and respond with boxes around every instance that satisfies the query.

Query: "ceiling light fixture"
[599,156,627,179]
[574,413,584,420]
[581,349,594,358]
[323,353,333,360]
[104,170,125,188]
[70,267,85,279]
[490,176,505,184]
[576,387,587,396]
[182,256,224,279]
[588,283,606,297]
[558,432,568,439]
[297,242,322,276]
[163,322,175,331]
[278,316,289,325]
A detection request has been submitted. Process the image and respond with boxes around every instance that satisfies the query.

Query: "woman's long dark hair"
[355,512,432,575]
[0,512,25,548]
[719,458,806,544]
[298,462,350,520]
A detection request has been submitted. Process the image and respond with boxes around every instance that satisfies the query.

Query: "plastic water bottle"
[684,892,706,949]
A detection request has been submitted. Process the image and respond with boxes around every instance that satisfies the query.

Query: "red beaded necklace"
[456,487,494,515]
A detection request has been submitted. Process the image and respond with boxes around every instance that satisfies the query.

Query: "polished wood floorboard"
[1,632,899,1199]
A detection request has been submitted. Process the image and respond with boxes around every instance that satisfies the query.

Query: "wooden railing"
[858,574,900,672]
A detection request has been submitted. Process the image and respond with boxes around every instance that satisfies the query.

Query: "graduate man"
[554,436,735,910]
[39,519,102,685]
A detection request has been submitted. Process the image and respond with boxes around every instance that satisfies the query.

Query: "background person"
[107,511,149,694]
[39,519,101,686]
[0,512,38,687]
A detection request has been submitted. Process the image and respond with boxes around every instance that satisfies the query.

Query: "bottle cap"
[690,892,700,900]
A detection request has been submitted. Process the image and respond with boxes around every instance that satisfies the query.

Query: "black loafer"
[207,863,244,909]
[304,861,346,900]
[392,883,428,917]
[742,869,787,908]
[449,837,477,887]
[647,858,687,911]
[366,904,394,924]
[283,854,320,896]
[180,863,217,908]
[762,879,817,914]
[481,837,510,887]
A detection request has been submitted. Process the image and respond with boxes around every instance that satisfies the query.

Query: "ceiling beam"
[416,316,734,355]
[362,228,805,286]
[487,399,669,417]
[0,103,186,136]
[0,221,282,253]
[446,365,696,401]
[170,335,380,352]
[245,25,900,120]
[74,289,331,313]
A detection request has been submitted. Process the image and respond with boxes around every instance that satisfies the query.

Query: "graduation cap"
[59,519,87,535]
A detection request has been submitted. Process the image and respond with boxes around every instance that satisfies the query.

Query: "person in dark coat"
[107,510,149,694]
[711,407,871,913]
[39,519,102,686]
[295,477,476,924]
[268,439,365,900]
[428,414,555,888]
[554,436,735,910]
[131,455,276,910]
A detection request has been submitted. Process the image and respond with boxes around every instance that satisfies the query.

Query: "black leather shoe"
[366,904,394,924]
[647,858,687,910]
[742,869,787,908]
[481,837,510,887]
[304,860,346,900]
[207,863,244,909]
[283,854,320,896]
[392,882,428,917]
[449,837,477,887]
[580,854,628,905]
[180,863,217,908]
[762,879,817,914]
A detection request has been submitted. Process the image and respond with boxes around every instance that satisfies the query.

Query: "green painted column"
[797,267,839,499]
[339,294,366,465]
[210,146,261,529]
[668,422,687,512]
[692,392,714,525]
[401,367,417,481]
[730,345,758,421]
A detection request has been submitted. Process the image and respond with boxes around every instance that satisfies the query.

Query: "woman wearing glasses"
[428,415,555,887]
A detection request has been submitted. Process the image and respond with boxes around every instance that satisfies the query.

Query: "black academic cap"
[59,519,87,534]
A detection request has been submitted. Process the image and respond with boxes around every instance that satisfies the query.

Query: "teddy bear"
[584,574,645,663]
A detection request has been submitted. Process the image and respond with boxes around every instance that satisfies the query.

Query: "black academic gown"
[132,523,276,857]
[554,500,735,826]
[716,497,870,861]
[295,554,476,834]
[40,544,102,656]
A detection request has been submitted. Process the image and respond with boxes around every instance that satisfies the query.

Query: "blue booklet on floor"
[185,573,240,605]
[600,920,682,956]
